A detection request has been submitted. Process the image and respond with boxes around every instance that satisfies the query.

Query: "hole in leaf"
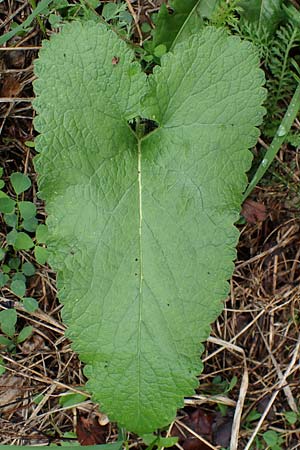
[128,117,159,137]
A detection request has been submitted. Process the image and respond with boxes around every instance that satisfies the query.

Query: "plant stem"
[243,82,300,201]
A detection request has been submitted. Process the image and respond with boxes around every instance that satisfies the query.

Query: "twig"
[255,319,298,413]
[207,337,248,450]
[175,420,217,450]
[244,335,300,450]
[125,0,143,45]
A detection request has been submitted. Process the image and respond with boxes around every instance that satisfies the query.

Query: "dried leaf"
[76,414,109,446]
[241,199,267,223]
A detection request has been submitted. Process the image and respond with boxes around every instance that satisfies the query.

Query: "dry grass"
[0,1,300,449]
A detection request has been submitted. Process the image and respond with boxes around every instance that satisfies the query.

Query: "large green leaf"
[33,22,265,434]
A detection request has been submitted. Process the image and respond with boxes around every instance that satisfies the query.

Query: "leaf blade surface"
[34,23,265,434]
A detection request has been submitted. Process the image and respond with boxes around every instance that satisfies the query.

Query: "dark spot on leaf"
[112,56,120,65]
[135,258,138,261]
[167,303,170,307]
[135,273,137,276]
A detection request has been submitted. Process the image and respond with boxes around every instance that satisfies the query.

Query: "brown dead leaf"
[0,74,23,98]
[76,413,109,446]
[0,373,25,413]
[212,411,233,448]
[241,199,267,224]
[171,408,214,450]
[20,334,45,355]
[4,50,26,69]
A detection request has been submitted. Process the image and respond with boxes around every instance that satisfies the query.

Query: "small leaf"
[0,196,16,214]
[0,180,5,189]
[22,217,38,232]
[263,430,279,446]
[8,257,21,270]
[0,336,12,346]
[246,409,262,423]
[154,44,167,58]
[17,325,33,343]
[0,248,6,260]
[141,22,152,33]
[11,279,26,297]
[34,246,48,264]
[6,229,18,246]
[12,272,26,283]
[0,273,9,288]
[284,410,298,425]
[4,212,18,227]
[23,297,39,313]
[226,375,238,392]
[0,356,6,375]
[158,437,178,447]
[0,190,8,198]
[59,391,88,408]
[25,140,35,148]
[0,168,3,177]
[49,13,63,28]
[102,2,119,20]
[33,393,44,404]
[0,308,17,337]
[2,265,10,274]
[14,232,34,250]
[10,172,31,195]
[36,224,49,243]
[22,262,36,276]
[18,201,37,219]
[142,434,157,446]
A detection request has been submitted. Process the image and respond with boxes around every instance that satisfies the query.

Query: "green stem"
[242,82,300,201]
[135,117,145,139]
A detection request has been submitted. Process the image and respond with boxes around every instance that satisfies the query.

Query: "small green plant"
[0,168,48,267]
[0,168,48,344]
[283,409,299,425]
[0,308,33,352]
[262,430,284,450]
[142,434,178,450]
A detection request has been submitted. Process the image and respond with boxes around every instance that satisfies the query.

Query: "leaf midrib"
[137,136,143,421]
